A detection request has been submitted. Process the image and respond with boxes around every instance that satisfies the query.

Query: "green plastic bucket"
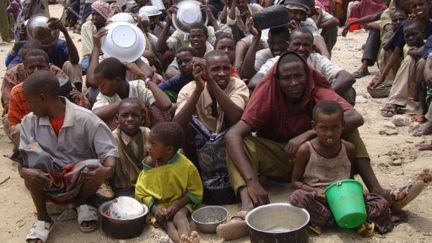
[324,179,367,229]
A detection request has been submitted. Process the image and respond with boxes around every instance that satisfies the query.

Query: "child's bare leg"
[173,207,191,239]
[164,221,181,243]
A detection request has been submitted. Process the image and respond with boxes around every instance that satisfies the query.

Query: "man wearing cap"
[285,0,330,58]
[81,0,111,73]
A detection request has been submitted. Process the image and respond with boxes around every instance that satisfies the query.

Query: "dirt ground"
[0,4,432,243]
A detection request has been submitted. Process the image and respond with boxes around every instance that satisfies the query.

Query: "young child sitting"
[289,100,393,235]
[135,122,202,243]
[111,98,151,197]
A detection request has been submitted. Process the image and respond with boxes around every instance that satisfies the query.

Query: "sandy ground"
[1,4,432,243]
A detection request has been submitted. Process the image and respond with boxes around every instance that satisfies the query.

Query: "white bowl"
[110,13,137,25]
[102,22,146,63]
[139,5,162,17]
[172,0,208,34]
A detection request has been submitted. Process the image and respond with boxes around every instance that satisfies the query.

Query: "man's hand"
[341,23,351,37]
[84,163,112,185]
[70,89,90,108]
[21,168,51,189]
[288,19,299,31]
[48,17,67,33]
[192,57,208,90]
[246,16,261,38]
[367,74,383,92]
[246,180,269,206]
[285,134,309,160]
[122,62,145,77]
[166,5,177,25]
[93,28,108,50]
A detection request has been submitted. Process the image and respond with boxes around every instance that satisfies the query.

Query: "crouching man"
[18,71,118,242]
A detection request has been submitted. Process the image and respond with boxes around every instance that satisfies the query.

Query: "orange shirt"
[49,116,65,136]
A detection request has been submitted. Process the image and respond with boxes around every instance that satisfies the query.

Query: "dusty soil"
[0,4,431,243]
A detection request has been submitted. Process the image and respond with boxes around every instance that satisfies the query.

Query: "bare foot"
[416,142,432,151]
[190,231,200,243]
[179,231,200,243]
[180,234,190,243]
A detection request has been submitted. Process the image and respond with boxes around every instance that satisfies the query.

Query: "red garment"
[350,0,387,19]
[241,52,352,143]
[8,83,30,126]
[49,116,65,136]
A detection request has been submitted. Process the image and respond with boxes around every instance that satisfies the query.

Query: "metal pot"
[245,203,310,243]
[26,15,59,47]
[191,206,228,233]
[98,200,148,239]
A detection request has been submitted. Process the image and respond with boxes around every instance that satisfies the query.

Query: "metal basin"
[27,15,59,47]
[245,203,310,243]
[98,199,148,239]
[191,206,228,233]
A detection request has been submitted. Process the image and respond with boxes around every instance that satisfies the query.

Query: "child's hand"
[152,207,167,224]
[164,204,179,219]
[314,189,326,203]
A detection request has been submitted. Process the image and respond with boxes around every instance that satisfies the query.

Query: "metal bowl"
[27,15,59,47]
[191,206,228,233]
[172,0,208,34]
[98,199,149,239]
[245,203,310,243]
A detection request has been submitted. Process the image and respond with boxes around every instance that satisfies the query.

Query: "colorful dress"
[135,153,203,220]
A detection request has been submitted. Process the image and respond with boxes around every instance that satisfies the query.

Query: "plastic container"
[346,18,361,32]
[324,179,367,229]
[101,22,146,62]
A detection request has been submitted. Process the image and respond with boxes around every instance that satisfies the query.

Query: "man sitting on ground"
[19,71,118,242]
[216,51,424,241]
[173,50,249,205]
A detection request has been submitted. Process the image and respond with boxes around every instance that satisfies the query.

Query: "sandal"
[308,224,322,235]
[26,220,54,243]
[216,210,249,240]
[412,122,432,136]
[353,68,370,79]
[391,180,425,210]
[357,222,375,237]
[381,104,404,117]
[77,204,98,232]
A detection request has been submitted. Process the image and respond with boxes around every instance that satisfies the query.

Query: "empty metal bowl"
[246,203,310,243]
[27,15,59,47]
[191,206,228,233]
